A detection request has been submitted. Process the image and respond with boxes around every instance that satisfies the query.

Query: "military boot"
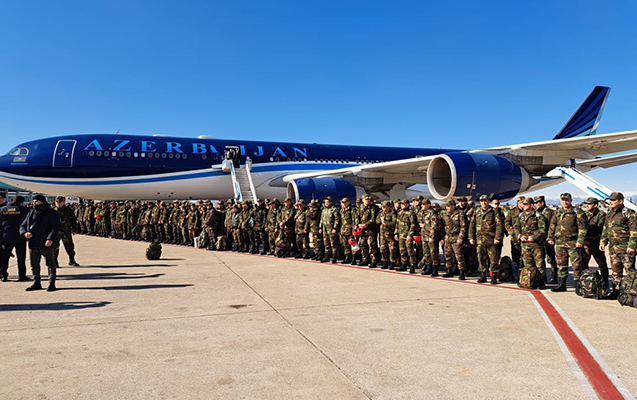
[303,251,310,260]
[490,272,498,285]
[409,265,415,274]
[47,281,57,292]
[369,262,377,269]
[397,264,408,272]
[430,266,439,277]
[380,261,388,270]
[607,286,620,300]
[458,270,466,280]
[331,254,338,264]
[442,267,454,277]
[359,260,370,267]
[551,277,567,292]
[421,266,432,275]
[341,255,352,264]
[547,268,558,284]
[26,280,43,291]
[537,274,546,290]
[477,270,488,283]
[350,256,358,266]
[68,258,80,267]
[321,253,331,263]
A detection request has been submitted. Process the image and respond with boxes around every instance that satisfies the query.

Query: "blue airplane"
[1,86,637,202]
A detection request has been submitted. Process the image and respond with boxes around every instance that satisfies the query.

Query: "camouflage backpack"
[618,271,637,307]
[146,242,162,260]
[518,267,539,289]
[196,230,210,248]
[498,256,514,282]
[577,269,607,299]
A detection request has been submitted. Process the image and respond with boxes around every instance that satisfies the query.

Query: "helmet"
[352,227,364,236]
[412,235,422,243]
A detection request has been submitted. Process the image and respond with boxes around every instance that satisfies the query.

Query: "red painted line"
[531,291,624,400]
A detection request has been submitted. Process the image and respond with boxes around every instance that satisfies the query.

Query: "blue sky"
[1,1,637,200]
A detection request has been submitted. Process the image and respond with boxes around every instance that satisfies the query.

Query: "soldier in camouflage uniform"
[357,194,379,268]
[441,199,468,279]
[294,199,310,258]
[505,197,525,269]
[253,199,268,254]
[418,199,440,276]
[457,197,478,275]
[319,196,341,263]
[394,199,417,273]
[376,200,397,270]
[265,199,279,255]
[307,200,323,260]
[140,202,153,242]
[339,198,356,264]
[276,198,296,257]
[224,200,236,250]
[600,192,637,299]
[469,194,504,284]
[517,197,548,288]
[229,203,241,250]
[239,201,254,252]
[187,203,201,246]
[84,201,95,235]
[548,192,588,292]
[534,195,558,283]
[52,196,79,267]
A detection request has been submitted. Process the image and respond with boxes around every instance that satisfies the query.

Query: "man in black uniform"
[0,195,30,281]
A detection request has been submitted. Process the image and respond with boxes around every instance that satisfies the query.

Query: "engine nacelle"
[287,178,362,203]
[426,153,531,201]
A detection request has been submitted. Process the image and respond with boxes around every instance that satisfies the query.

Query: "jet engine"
[426,153,531,201]
[287,178,364,203]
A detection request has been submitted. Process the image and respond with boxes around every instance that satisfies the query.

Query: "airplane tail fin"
[553,86,610,140]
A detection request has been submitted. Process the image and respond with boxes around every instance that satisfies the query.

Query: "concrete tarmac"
[0,236,636,399]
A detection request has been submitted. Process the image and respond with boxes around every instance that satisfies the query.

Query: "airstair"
[546,166,637,211]
[227,157,258,203]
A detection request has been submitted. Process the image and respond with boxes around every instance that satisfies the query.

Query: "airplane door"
[53,140,77,167]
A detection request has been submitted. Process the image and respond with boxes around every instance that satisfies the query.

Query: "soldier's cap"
[308,201,317,208]
[381,200,390,207]
[356,198,362,204]
[445,199,456,206]
[323,196,332,202]
[55,196,66,202]
[607,192,624,200]
[584,197,599,204]
[340,197,350,203]
[560,192,572,200]
[479,194,489,201]
[413,195,425,201]
[522,197,534,205]
[423,199,431,205]
[256,198,264,202]
[491,199,500,206]
[432,203,441,209]
[296,199,305,205]
[173,200,179,203]
[458,197,468,202]
[284,197,293,202]
[533,195,545,203]
[517,196,526,203]
[393,199,400,204]
[362,194,371,200]
[402,198,410,205]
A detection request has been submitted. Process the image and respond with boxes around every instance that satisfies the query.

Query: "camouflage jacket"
[54,205,77,235]
[469,206,504,246]
[376,209,397,237]
[548,206,587,245]
[418,208,439,241]
[601,204,637,249]
[295,209,310,234]
[441,209,467,242]
[339,206,356,236]
[277,205,295,230]
[357,204,377,234]
[395,208,418,238]
[253,206,267,230]
[239,208,254,229]
[516,210,547,244]
[265,208,278,232]
[320,205,340,232]
[505,206,522,241]
[307,207,321,234]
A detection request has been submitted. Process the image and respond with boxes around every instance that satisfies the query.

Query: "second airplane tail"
[553,86,610,140]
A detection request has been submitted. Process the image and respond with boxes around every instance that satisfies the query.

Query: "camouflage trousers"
[322,231,340,256]
[521,242,545,273]
[241,228,254,249]
[53,234,76,265]
[463,243,478,271]
[421,239,440,267]
[555,243,582,279]
[232,228,242,249]
[581,243,609,281]
[164,224,172,243]
[142,225,154,241]
[477,243,500,273]
[310,231,323,257]
[543,241,557,271]
[608,242,636,289]
[444,240,465,271]
[268,230,277,253]
[254,228,267,252]
[340,234,352,256]
[296,233,310,254]
[398,236,416,266]
[379,234,397,263]
[359,233,378,263]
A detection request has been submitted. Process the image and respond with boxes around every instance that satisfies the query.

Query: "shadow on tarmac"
[61,284,194,291]
[0,301,112,312]
[74,264,176,269]
[58,272,165,281]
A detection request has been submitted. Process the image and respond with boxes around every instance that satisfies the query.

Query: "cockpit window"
[9,148,29,156]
